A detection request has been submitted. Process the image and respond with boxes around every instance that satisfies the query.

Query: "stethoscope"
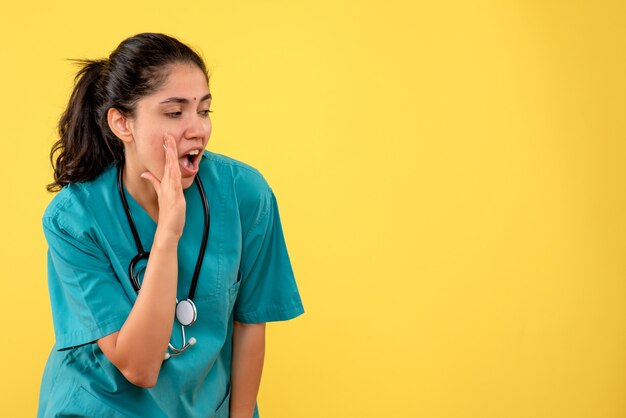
[117,162,210,360]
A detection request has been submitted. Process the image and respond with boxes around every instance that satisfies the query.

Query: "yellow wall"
[1,1,625,416]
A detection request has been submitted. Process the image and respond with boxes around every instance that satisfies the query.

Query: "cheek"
[151,144,166,165]
[137,134,166,171]
[141,135,163,157]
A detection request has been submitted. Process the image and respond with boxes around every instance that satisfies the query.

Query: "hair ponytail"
[47,33,209,192]
[47,59,124,192]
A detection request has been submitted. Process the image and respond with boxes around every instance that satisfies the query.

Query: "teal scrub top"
[38,151,304,418]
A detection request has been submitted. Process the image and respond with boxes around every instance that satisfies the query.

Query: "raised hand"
[98,133,186,385]
[140,133,187,240]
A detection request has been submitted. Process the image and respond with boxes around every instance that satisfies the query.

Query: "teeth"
[188,150,200,156]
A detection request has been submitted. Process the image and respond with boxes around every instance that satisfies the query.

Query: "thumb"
[140,172,160,192]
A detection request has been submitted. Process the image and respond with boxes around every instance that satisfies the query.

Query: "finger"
[161,133,172,184]
[167,134,180,171]
[165,134,182,183]
[140,171,160,192]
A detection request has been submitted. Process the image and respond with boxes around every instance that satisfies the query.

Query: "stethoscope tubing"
[189,174,209,300]
[116,161,210,359]
[117,161,210,297]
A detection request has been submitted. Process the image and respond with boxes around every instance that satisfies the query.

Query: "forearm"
[230,321,266,418]
[98,134,186,387]
[98,231,179,386]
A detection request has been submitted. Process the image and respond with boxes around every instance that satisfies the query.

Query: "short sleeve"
[234,189,304,323]
[43,215,132,350]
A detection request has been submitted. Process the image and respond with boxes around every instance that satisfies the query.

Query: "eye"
[199,110,213,117]
[166,111,182,118]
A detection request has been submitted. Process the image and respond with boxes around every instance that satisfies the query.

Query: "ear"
[107,108,134,144]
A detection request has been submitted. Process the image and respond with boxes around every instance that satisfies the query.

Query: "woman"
[38,33,304,418]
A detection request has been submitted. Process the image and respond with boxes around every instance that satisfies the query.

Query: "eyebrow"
[159,93,212,104]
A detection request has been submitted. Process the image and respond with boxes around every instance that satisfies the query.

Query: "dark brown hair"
[47,33,209,192]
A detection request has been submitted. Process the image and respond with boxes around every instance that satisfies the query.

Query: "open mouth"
[180,149,201,172]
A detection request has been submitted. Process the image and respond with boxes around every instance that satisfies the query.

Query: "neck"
[122,159,159,222]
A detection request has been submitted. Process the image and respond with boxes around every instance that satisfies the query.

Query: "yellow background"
[1,1,625,417]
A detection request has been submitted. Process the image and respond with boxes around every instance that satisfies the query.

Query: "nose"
[183,112,211,141]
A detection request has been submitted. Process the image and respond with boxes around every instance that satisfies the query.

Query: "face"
[125,63,212,190]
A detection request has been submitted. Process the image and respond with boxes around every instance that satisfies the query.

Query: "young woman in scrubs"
[38,33,304,418]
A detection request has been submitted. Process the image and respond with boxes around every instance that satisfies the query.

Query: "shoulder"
[200,151,274,229]
[201,151,270,192]
[43,165,117,237]
[201,150,272,203]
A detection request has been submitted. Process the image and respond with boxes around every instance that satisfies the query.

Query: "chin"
[182,177,196,189]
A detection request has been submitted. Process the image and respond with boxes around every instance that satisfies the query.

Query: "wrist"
[152,229,180,250]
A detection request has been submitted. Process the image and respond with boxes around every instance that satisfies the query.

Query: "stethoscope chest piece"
[176,299,197,326]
